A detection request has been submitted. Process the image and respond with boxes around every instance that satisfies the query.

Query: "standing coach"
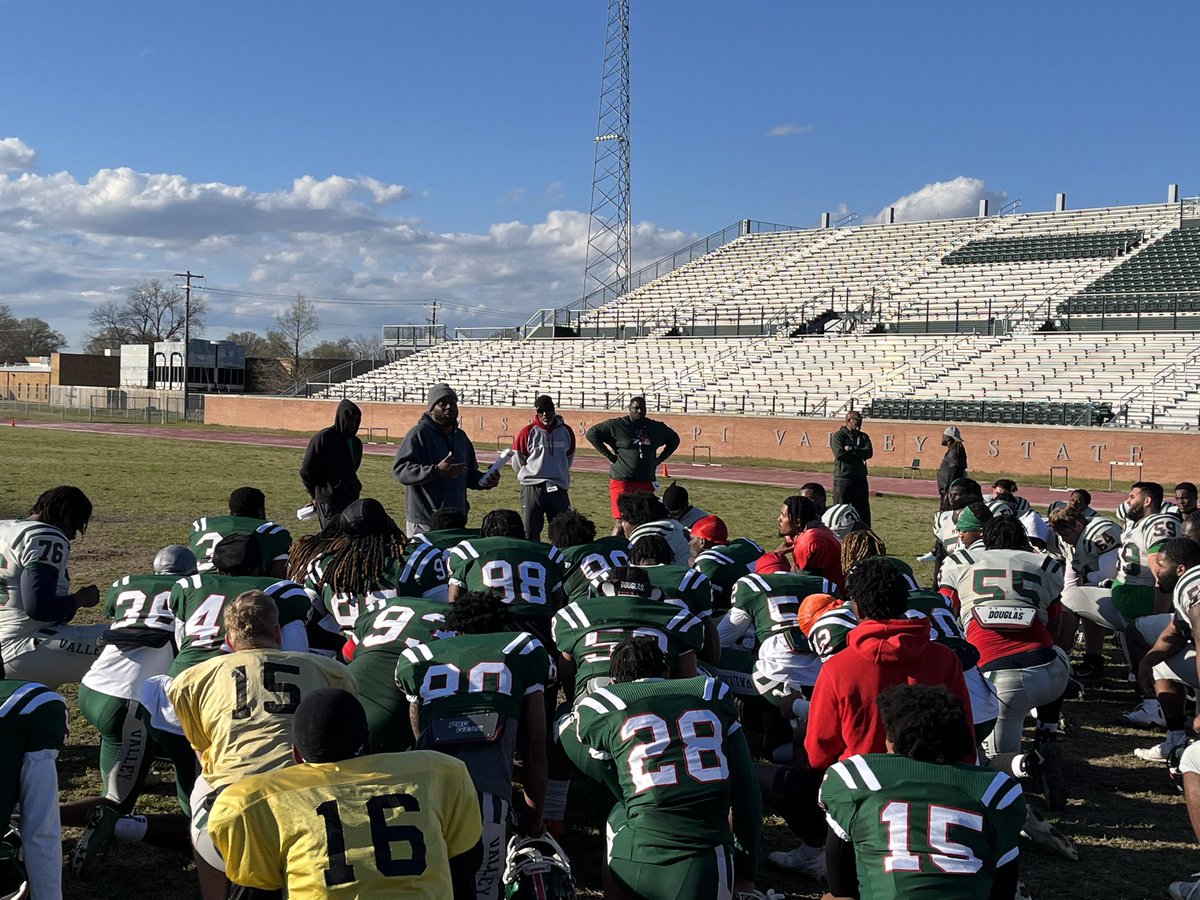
[511,395,575,542]
[586,396,679,534]
[831,409,873,527]
[392,383,498,536]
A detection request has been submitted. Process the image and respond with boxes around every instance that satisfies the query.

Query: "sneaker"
[1170,876,1200,900]
[1073,657,1105,680]
[70,804,119,880]
[1122,698,1166,729]
[767,842,826,878]
[1020,806,1078,861]
[916,551,937,562]
[1133,735,1187,762]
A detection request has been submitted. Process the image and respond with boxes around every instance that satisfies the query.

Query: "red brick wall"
[205,395,1200,483]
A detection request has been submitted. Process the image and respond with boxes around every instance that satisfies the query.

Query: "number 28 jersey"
[574,675,742,855]
[0,519,72,644]
[821,754,1025,900]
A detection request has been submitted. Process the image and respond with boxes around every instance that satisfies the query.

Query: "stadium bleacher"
[319,200,1200,429]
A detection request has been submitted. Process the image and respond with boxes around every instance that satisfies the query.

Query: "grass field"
[1,426,1192,899]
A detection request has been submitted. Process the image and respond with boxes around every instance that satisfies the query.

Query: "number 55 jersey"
[820,753,1026,900]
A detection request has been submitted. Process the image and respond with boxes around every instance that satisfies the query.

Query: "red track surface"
[16,420,1126,510]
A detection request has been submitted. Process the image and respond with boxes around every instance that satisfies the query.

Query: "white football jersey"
[933,510,962,556]
[1172,566,1200,643]
[1118,512,1181,589]
[1073,517,1123,579]
[940,547,1064,627]
[0,519,72,644]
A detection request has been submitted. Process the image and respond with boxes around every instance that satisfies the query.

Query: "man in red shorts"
[586,396,680,535]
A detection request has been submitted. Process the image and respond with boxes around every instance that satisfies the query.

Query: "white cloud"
[865,176,1009,224]
[0,139,693,347]
[766,123,814,138]
[0,137,36,172]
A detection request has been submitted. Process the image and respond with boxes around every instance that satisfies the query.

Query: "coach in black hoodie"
[299,399,364,528]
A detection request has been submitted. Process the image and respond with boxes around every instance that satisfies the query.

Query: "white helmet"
[821,503,861,539]
[502,833,576,900]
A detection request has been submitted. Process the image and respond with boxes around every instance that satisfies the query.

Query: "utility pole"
[425,300,439,331]
[173,270,204,420]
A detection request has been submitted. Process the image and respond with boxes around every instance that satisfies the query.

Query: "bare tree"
[0,305,68,360]
[83,279,207,350]
[224,330,274,358]
[274,293,320,376]
[348,332,387,359]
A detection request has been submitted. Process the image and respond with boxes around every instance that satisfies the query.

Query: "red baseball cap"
[690,515,728,544]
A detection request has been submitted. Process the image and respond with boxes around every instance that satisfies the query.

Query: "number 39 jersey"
[209,751,483,899]
[168,574,312,677]
[574,675,742,855]
[80,573,182,701]
[820,754,1026,900]
[0,519,72,644]
[395,631,553,729]
[447,537,565,619]
[168,647,356,790]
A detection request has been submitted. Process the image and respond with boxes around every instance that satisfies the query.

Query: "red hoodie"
[804,618,974,770]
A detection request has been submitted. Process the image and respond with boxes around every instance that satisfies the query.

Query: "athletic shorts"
[607,810,734,900]
[609,479,655,519]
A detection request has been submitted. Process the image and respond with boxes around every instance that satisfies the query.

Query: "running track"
[15,420,1126,510]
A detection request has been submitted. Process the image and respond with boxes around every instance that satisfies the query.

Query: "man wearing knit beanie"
[393,383,499,536]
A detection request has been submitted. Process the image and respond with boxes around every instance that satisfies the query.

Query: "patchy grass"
[0,427,1189,899]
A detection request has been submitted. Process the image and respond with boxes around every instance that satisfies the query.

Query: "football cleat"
[70,804,119,880]
[1122,698,1166,729]
[1170,875,1200,900]
[1020,807,1078,861]
[1072,658,1105,681]
[502,833,576,899]
[1133,734,1188,763]
[1168,739,1198,791]
[767,842,826,877]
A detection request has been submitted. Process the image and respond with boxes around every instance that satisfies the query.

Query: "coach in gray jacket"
[391,383,498,535]
[511,395,576,541]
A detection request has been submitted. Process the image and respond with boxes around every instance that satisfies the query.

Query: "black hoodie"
[299,399,364,507]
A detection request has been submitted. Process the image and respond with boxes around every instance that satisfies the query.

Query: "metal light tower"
[583,0,631,301]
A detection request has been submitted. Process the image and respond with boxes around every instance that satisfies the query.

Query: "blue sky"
[1,0,1196,348]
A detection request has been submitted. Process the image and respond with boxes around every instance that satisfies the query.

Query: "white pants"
[1060,586,1127,631]
[476,791,509,900]
[189,775,224,871]
[1,623,106,689]
[1152,643,1199,688]
[983,647,1070,756]
[965,666,1001,727]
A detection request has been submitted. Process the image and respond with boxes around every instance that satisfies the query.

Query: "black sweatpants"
[833,477,871,527]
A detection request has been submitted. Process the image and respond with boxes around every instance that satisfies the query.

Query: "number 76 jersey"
[0,518,73,644]
[820,753,1026,900]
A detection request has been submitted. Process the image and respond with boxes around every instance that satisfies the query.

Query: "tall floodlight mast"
[583,0,631,302]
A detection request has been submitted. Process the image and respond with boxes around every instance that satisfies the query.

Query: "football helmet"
[154,544,198,576]
[820,503,861,539]
[0,827,26,900]
[502,833,576,899]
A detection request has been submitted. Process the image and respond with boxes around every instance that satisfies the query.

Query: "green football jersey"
[307,544,448,635]
[552,596,704,697]
[395,631,553,728]
[574,675,742,855]
[640,564,714,619]
[727,572,838,649]
[408,527,479,553]
[821,753,1025,900]
[167,574,311,676]
[104,573,181,637]
[189,516,292,573]
[905,590,980,670]
[807,603,858,662]
[0,680,68,826]
[447,537,565,618]
[559,536,631,605]
[691,539,764,607]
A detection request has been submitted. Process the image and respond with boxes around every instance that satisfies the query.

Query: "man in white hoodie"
[512,395,576,541]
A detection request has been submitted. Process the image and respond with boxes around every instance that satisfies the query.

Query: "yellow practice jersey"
[209,751,482,899]
[168,648,356,790]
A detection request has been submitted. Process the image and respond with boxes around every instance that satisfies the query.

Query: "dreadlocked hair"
[610,635,669,683]
[29,486,92,535]
[444,590,516,635]
[841,529,887,576]
[982,515,1031,552]
[287,517,409,595]
[876,684,974,763]
[782,494,816,530]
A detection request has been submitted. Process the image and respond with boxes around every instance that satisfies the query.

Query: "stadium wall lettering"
[205,396,1200,483]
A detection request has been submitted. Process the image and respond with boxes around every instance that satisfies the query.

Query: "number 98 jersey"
[574,675,741,855]
[448,537,566,619]
[0,519,72,644]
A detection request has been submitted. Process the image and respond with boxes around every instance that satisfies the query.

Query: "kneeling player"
[820,684,1025,900]
[210,688,482,898]
[574,636,765,900]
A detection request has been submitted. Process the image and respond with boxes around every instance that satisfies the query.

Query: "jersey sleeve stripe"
[0,683,47,717]
[502,633,531,655]
[827,761,857,791]
[576,694,612,717]
[591,687,627,711]
[19,690,68,715]
[980,771,1011,807]
[847,755,881,791]
[996,782,1024,810]
[701,676,716,701]
[996,846,1019,867]
[824,811,850,842]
